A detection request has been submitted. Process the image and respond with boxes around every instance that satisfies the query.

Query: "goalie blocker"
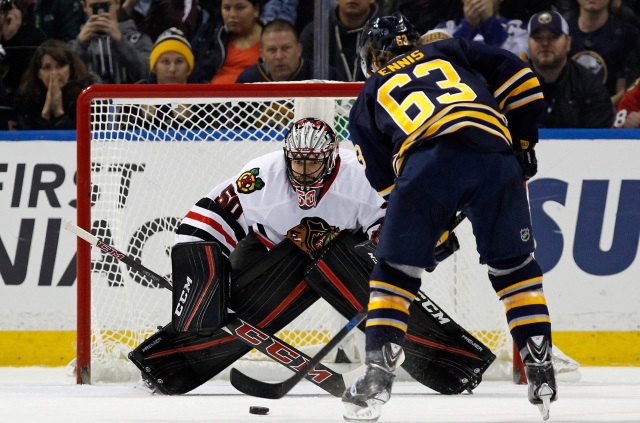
[130,232,494,395]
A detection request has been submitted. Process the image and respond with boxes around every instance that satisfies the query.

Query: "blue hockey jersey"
[349,38,544,197]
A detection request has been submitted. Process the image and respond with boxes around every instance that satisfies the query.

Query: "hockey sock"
[365,260,420,353]
[488,255,552,357]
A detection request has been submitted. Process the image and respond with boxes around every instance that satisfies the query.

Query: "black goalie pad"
[304,231,496,394]
[129,238,317,395]
[171,242,229,333]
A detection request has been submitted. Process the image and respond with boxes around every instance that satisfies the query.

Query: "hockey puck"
[249,406,269,415]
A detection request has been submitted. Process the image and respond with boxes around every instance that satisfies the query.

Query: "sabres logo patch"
[236,168,265,194]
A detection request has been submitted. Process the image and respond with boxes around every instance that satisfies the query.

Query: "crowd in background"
[2,0,640,129]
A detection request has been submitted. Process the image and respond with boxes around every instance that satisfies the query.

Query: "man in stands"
[69,0,153,84]
[527,11,613,128]
[342,13,556,422]
[299,0,379,81]
[237,19,345,82]
[128,117,495,399]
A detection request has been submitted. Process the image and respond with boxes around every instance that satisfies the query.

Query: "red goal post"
[74,82,578,385]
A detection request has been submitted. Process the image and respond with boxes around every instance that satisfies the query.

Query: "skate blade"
[343,399,383,422]
[536,385,554,421]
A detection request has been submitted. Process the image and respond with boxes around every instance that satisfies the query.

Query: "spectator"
[143,0,202,41]
[12,39,100,129]
[69,0,153,84]
[29,0,85,41]
[567,0,640,105]
[528,10,614,127]
[612,77,640,127]
[147,26,193,83]
[260,0,296,25]
[190,0,263,84]
[122,27,197,129]
[0,0,47,97]
[299,0,379,82]
[237,19,345,82]
[436,0,529,59]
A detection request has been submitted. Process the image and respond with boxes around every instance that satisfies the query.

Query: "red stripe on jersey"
[253,231,276,250]
[186,211,237,248]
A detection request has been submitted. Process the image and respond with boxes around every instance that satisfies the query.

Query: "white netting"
[77,83,577,384]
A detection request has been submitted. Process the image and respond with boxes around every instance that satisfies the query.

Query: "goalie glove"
[513,139,538,180]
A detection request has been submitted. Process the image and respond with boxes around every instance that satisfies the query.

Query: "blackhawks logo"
[286,217,340,256]
[236,168,265,194]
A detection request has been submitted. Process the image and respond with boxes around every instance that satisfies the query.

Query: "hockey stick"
[63,220,173,290]
[63,219,353,397]
[229,309,367,399]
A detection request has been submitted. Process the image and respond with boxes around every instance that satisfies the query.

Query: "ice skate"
[342,343,404,422]
[133,374,161,395]
[523,336,557,421]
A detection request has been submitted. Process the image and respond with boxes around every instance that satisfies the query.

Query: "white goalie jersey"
[174,148,386,256]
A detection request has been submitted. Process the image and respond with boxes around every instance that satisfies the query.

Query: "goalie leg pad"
[172,242,229,333]
[129,236,317,395]
[305,231,496,394]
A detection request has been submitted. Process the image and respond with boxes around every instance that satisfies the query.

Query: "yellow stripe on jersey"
[497,76,541,110]
[370,280,417,301]
[502,92,545,113]
[494,68,533,98]
[377,184,395,198]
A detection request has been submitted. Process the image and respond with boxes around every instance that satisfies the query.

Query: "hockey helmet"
[283,118,339,209]
[359,12,420,78]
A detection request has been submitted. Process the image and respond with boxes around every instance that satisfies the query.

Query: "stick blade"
[230,368,291,399]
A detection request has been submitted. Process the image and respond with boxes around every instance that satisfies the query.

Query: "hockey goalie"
[128,117,496,396]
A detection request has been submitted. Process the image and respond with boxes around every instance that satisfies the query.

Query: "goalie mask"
[283,118,339,210]
[359,13,420,78]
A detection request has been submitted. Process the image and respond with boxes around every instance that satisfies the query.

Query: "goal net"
[74,82,578,385]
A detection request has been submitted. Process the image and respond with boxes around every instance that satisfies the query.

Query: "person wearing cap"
[528,10,613,128]
[122,27,196,129]
[148,27,194,84]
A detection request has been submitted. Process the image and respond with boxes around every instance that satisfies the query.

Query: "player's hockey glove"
[426,229,460,272]
[513,139,538,180]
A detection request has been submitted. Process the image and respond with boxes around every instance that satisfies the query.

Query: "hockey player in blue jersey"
[342,14,557,422]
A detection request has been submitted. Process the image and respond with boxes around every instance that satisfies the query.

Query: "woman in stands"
[12,40,100,130]
[189,0,263,84]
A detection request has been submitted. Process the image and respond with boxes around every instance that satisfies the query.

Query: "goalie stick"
[229,309,366,399]
[63,220,358,396]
